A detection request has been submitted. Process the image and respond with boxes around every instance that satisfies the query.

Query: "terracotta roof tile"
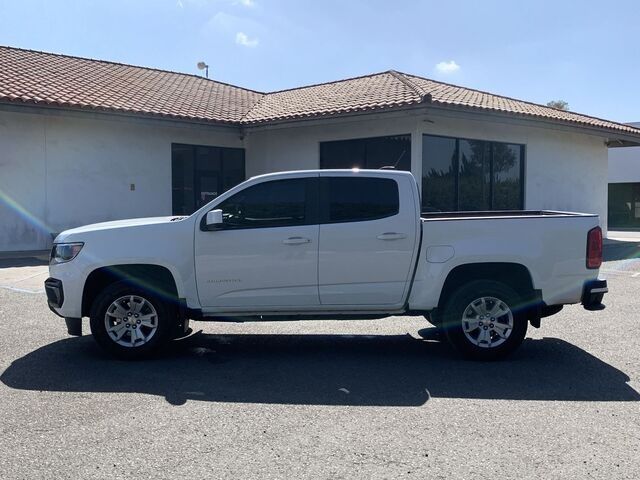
[398,72,640,136]
[242,71,424,123]
[0,46,264,123]
[1,45,639,139]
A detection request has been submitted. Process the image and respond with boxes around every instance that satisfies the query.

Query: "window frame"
[319,176,400,225]
[421,133,525,212]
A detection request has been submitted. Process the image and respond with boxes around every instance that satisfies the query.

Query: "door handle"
[376,232,407,241]
[283,236,312,245]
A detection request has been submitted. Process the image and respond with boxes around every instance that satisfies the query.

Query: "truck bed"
[421,210,596,220]
[409,210,601,310]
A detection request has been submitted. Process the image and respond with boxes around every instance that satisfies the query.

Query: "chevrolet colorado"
[45,169,607,360]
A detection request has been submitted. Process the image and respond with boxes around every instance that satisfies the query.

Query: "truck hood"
[54,216,186,243]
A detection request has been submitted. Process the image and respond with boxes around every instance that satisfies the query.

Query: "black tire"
[440,280,528,360]
[89,281,176,360]
[423,312,441,328]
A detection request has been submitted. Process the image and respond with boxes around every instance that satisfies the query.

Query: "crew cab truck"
[45,169,607,360]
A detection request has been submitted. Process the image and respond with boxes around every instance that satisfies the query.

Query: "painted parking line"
[0,265,48,294]
[600,269,640,279]
[0,285,44,294]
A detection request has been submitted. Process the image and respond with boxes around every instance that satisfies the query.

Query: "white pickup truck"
[45,169,607,360]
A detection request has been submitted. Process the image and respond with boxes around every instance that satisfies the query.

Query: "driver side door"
[194,175,320,310]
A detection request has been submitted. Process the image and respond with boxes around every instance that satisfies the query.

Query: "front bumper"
[582,279,608,311]
[44,277,83,336]
[44,277,64,315]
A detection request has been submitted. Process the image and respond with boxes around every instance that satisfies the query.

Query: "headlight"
[50,242,84,264]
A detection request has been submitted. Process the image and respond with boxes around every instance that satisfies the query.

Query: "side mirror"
[205,209,224,230]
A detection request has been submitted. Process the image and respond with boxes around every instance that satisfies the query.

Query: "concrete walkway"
[0,254,48,294]
[607,230,640,242]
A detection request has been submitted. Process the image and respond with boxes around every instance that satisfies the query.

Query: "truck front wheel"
[89,281,175,359]
[440,280,528,360]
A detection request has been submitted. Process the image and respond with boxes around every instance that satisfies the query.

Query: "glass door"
[172,144,245,215]
[608,183,640,229]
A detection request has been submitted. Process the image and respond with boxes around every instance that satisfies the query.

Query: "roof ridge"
[263,70,398,95]
[241,91,271,122]
[0,44,266,95]
[388,70,431,102]
[397,70,640,133]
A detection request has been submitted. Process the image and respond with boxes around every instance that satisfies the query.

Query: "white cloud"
[435,60,460,74]
[176,0,184,7]
[236,0,255,6]
[235,31,259,47]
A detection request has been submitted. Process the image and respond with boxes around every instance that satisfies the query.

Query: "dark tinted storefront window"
[608,183,640,229]
[320,135,411,171]
[172,144,245,215]
[493,143,523,210]
[458,139,491,211]
[422,135,524,212]
[421,136,457,212]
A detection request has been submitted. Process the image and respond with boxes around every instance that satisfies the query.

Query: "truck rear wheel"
[440,280,528,360]
[89,281,175,360]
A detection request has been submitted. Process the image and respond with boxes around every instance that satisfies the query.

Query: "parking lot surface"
[1,254,639,479]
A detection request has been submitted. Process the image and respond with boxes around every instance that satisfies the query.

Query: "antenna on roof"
[380,149,406,170]
[197,61,209,79]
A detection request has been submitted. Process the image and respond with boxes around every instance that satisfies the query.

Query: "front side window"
[217,178,312,229]
[321,177,399,223]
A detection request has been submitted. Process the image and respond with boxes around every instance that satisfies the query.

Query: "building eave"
[0,101,243,133]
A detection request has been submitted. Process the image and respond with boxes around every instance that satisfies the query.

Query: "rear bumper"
[582,279,608,311]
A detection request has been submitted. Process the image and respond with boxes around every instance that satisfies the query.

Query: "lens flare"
[0,188,52,237]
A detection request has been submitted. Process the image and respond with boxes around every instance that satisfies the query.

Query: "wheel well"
[82,264,179,317]
[438,262,535,310]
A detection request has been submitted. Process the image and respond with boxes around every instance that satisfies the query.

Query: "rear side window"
[217,178,315,229]
[321,177,399,223]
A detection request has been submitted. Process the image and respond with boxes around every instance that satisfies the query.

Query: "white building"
[2,46,640,252]
[608,122,640,230]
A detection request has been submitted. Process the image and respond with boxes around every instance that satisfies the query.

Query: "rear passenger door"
[318,173,419,306]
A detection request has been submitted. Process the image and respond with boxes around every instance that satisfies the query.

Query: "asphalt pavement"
[0,254,639,479]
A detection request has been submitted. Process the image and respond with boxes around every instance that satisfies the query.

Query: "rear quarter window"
[321,177,399,223]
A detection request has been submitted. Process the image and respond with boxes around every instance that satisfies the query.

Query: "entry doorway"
[608,183,640,229]
[171,143,245,215]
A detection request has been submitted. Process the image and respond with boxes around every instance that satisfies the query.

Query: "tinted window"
[492,143,523,210]
[322,177,399,223]
[172,143,245,215]
[422,135,457,212]
[608,182,640,229]
[217,178,311,229]
[459,139,491,211]
[422,135,524,212]
[320,135,411,171]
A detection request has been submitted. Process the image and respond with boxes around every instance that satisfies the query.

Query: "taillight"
[586,226,603,269]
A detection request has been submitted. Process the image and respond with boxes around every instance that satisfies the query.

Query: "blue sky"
[1,0,639,122]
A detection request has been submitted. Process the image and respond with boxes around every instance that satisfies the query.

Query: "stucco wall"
[0,108,241,251]
[608,121,640,184]
[609,145,640,183]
